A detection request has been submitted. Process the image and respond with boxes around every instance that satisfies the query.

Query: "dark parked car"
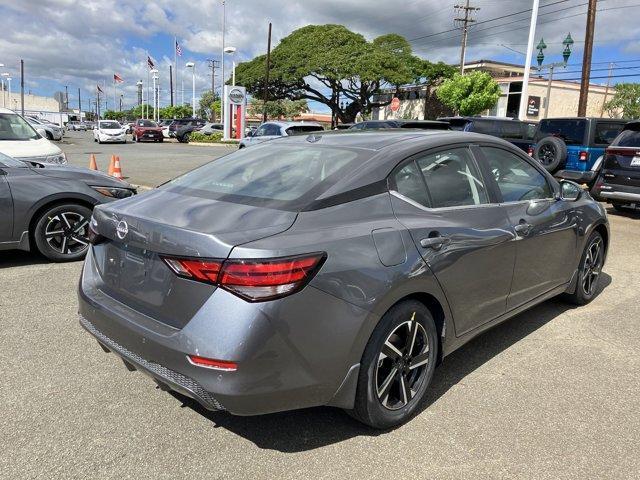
[592,121,640,211]
[0,152,135,261]
[438,116,536,153]
[350,119,450,131]
[79,131,608,429]
[175,121,223,143]
[132,119,163,142]
[533,117,628,180]
[168,118,205,138]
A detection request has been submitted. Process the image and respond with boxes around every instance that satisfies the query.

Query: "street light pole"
[186,62,195,117]
[518,0,540,120]
[221,0,227,129]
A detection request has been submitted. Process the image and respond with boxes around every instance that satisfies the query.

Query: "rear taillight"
[579,151,589,162]
[187,355,237,371]
[527,146,534,157]
[161,253,326,302]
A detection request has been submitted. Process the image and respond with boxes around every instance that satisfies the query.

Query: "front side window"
[482,147,552,202]
[417,148,489,208]
[0,113,40,141]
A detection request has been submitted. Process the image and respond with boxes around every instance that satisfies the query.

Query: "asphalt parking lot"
[61,131,235,187]
[1,136,639,478]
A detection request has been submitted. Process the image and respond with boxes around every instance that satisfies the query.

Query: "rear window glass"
[536,119,586,145]
[138,120,157,127]
[285,125,324,135]
[594,123,624,145]
[166,144,363,210]
[612,129,640,147]
[446,119,470,131]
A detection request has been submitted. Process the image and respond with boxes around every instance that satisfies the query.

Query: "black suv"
[533,117,628,180]
[438,116,536,153]
[592,121,640,212]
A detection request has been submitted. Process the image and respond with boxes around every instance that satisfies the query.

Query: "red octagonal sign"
[390,97,400,112]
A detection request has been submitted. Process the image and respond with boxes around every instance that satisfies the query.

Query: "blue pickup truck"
[532,117,629,185]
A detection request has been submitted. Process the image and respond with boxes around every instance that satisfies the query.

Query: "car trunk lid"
[90,189,297,328]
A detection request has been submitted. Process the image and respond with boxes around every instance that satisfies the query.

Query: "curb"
[187,142,238,147]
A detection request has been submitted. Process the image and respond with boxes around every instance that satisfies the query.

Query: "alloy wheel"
[582,237,603,296]
[538,144,556,165]
[44,212,90,256]
[375,314,430,410]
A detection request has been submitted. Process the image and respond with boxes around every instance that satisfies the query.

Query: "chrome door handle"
[514,222,533,235]
[420,236,449,250]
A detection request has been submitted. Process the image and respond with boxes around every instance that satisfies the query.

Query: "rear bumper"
[594,181,640,203]
[598,190,640,202]
[77,248,369,415]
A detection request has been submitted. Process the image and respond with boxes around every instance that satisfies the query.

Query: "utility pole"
[454,1,479,74]
[78,88,82,121]
[263,22,272,122]
[600,62,614,118]
[20,59,24,116]
[207,59,220,121]
[518,0,540,120]
[64,85,68,111]
[578,0,597,117]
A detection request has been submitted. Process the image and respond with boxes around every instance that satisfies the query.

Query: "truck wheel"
[534,137,567,173]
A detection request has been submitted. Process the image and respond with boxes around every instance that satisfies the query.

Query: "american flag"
[147,56,155,69]
[113,73,124,83]
[175,41,183,57]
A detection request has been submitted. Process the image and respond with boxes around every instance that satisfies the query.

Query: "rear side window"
[482,147,552,202]
[612,129,640,147]
[471,120,498,136]
[500,121,524,139]
[417,148,489,208]
[594,123,624,145]
[393,162,430,207]
[536,119,586,145]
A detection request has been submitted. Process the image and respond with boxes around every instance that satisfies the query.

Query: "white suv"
[0,108,66,165]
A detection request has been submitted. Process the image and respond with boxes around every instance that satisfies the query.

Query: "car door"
[389,145,516,336]
[478,145,578,310]
[0,164,14,242]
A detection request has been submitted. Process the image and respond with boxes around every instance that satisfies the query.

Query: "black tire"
[349,300,438,429]
[534,136,567,173]
[563,231,604,305]
[613,203,631,213]
[45,131,53,141]
[33,203,92,262]
[158,138,163,143]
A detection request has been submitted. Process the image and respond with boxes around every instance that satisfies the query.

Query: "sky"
[0,0,639,113]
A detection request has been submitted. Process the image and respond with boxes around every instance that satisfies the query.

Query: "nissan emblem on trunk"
[116,220,129,240]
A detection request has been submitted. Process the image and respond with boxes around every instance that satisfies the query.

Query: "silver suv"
[238,121,324,148]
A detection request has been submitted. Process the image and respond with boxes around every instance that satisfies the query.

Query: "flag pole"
[174,35,177,107]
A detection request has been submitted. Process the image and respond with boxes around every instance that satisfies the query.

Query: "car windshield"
[536,119,586,145]
[166,143,363,210]
[612,128,640,147]
[100,121,121,129]
[0,113,41,140]
[0,151,26,167]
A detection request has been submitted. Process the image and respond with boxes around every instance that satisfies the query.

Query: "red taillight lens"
[527,146,534,157]
[579,151,589,162]
[162,258,222,283]
[161,253,325,301]
[187,355,237,371]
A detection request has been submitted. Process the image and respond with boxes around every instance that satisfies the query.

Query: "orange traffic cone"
[88,154,98,171]
[107,155,115,176]
[112,156,123,180]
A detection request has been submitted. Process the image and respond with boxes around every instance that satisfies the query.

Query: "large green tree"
[604,83,640,118]
[247,98,309,120]
[198,90,221,121]
[159,105,193,119]
[235,25,443,123]
[436,72,500,116]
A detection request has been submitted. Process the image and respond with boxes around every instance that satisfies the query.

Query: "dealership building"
[373,59,615,121]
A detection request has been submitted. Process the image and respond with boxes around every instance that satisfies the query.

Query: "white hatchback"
[0,108,66,165]
[93,120,126,144]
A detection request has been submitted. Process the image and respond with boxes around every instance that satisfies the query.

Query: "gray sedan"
[0,152,136,261]
[79,131,608,428]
